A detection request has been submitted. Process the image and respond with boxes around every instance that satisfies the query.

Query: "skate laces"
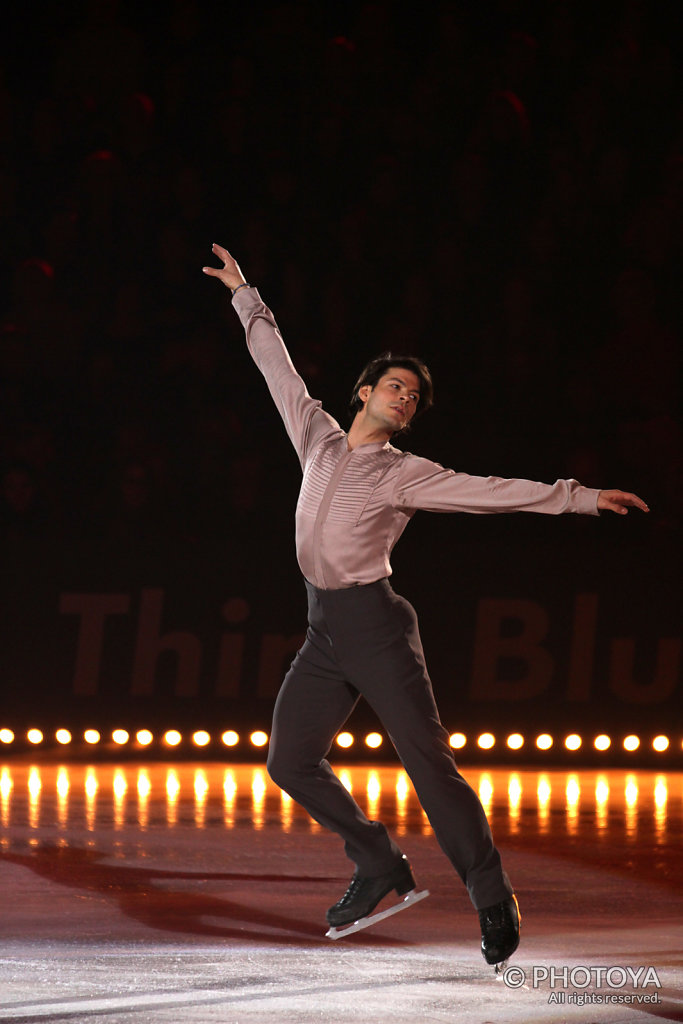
[337,874,366,907]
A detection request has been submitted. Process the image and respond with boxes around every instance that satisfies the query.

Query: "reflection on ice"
[507,773,522,834]
[625,773,639,838]
[565,773,580,835]
[536,774,551,834]
[166,768,180,827]
[478,772,493,816]
[251,768,266,830]
[113,768,127,830]
[654,774,667,842]
[57,766,69,828]
[85,768,97,831]
[0,764,678,851]
[366,770,381,821]
[223,768,236,829]
[0,766,12,828]
[595,774,609,832]
[194,768,209,829]
[137,768,151,830]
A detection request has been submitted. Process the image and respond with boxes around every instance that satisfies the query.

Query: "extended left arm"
[392,455,649,517]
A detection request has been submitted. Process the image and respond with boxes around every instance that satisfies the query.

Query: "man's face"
[360,367,421,433]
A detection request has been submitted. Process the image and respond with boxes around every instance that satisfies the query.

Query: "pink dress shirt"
[233,288,600,590]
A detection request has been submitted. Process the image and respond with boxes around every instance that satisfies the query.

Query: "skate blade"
[325,888,430,940]
[494,959,508,976]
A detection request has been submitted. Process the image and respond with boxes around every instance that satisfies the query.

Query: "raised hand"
[202,243,247,291]
[597,490,650,515]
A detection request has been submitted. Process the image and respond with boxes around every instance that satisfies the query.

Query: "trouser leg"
[371,681,512,909]
[266,628,403,875]
[320,580,513,910]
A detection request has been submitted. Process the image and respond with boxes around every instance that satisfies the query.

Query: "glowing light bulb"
[449,733,466,749]
[477,733,495,750]
[564,734,582,751]
[221,730,239,746]
[0,729,14,744]
[192,730,211,747]
[536,733,553,750]
[250,731,268,747]
[84,729,100,744]
[112,730,129,745]
[336,732,354,748]
[27,729,43,745]
[623,735,640,752]
[506,733,524,750]
[164,730,182,747]
[55,729,72,745]
[594,735,611,751]
[365,732,383,749]
[136,729,153,746]
[652,735,669,752]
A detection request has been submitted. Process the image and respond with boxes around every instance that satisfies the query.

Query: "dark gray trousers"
[266,578,512,910]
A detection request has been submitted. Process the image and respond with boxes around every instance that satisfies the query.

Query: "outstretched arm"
[392,454,650,518]
[202,242,342,467]
[597,490,649,515]
[202,242,247,291]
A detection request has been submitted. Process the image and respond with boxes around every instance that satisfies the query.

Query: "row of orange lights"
[0,728,677,753]
[0,728,252,748]
[449,732,673,753]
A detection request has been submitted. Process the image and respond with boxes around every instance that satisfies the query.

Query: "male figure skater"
[203,243,648,967]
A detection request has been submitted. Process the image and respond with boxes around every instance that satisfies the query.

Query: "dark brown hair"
[349,352,434,425]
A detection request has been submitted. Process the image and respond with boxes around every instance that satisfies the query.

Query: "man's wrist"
[231,282,250,295]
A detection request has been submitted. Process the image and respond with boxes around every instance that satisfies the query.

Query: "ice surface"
[0,762,680,1023]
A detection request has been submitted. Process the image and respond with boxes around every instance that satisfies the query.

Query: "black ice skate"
[325,854,429,939]
[479,893,521,973]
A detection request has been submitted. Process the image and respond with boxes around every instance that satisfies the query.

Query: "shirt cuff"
[574,486,601,516]
[231,286,263,327]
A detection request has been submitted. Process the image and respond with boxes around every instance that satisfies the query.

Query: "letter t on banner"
[60,593,131,695]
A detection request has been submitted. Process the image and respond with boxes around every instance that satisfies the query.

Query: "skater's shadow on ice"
[634,1006,683,1022]
[1,844,411,946]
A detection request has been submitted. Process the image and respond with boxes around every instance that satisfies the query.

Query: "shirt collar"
[344,437,391,454]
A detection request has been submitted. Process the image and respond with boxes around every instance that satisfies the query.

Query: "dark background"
[0,1,680,744]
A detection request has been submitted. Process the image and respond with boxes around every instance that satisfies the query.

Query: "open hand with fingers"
[597,490,649,515]
[202,243,247,292]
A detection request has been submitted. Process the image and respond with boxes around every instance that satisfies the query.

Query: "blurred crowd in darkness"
[0,0,681,574]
